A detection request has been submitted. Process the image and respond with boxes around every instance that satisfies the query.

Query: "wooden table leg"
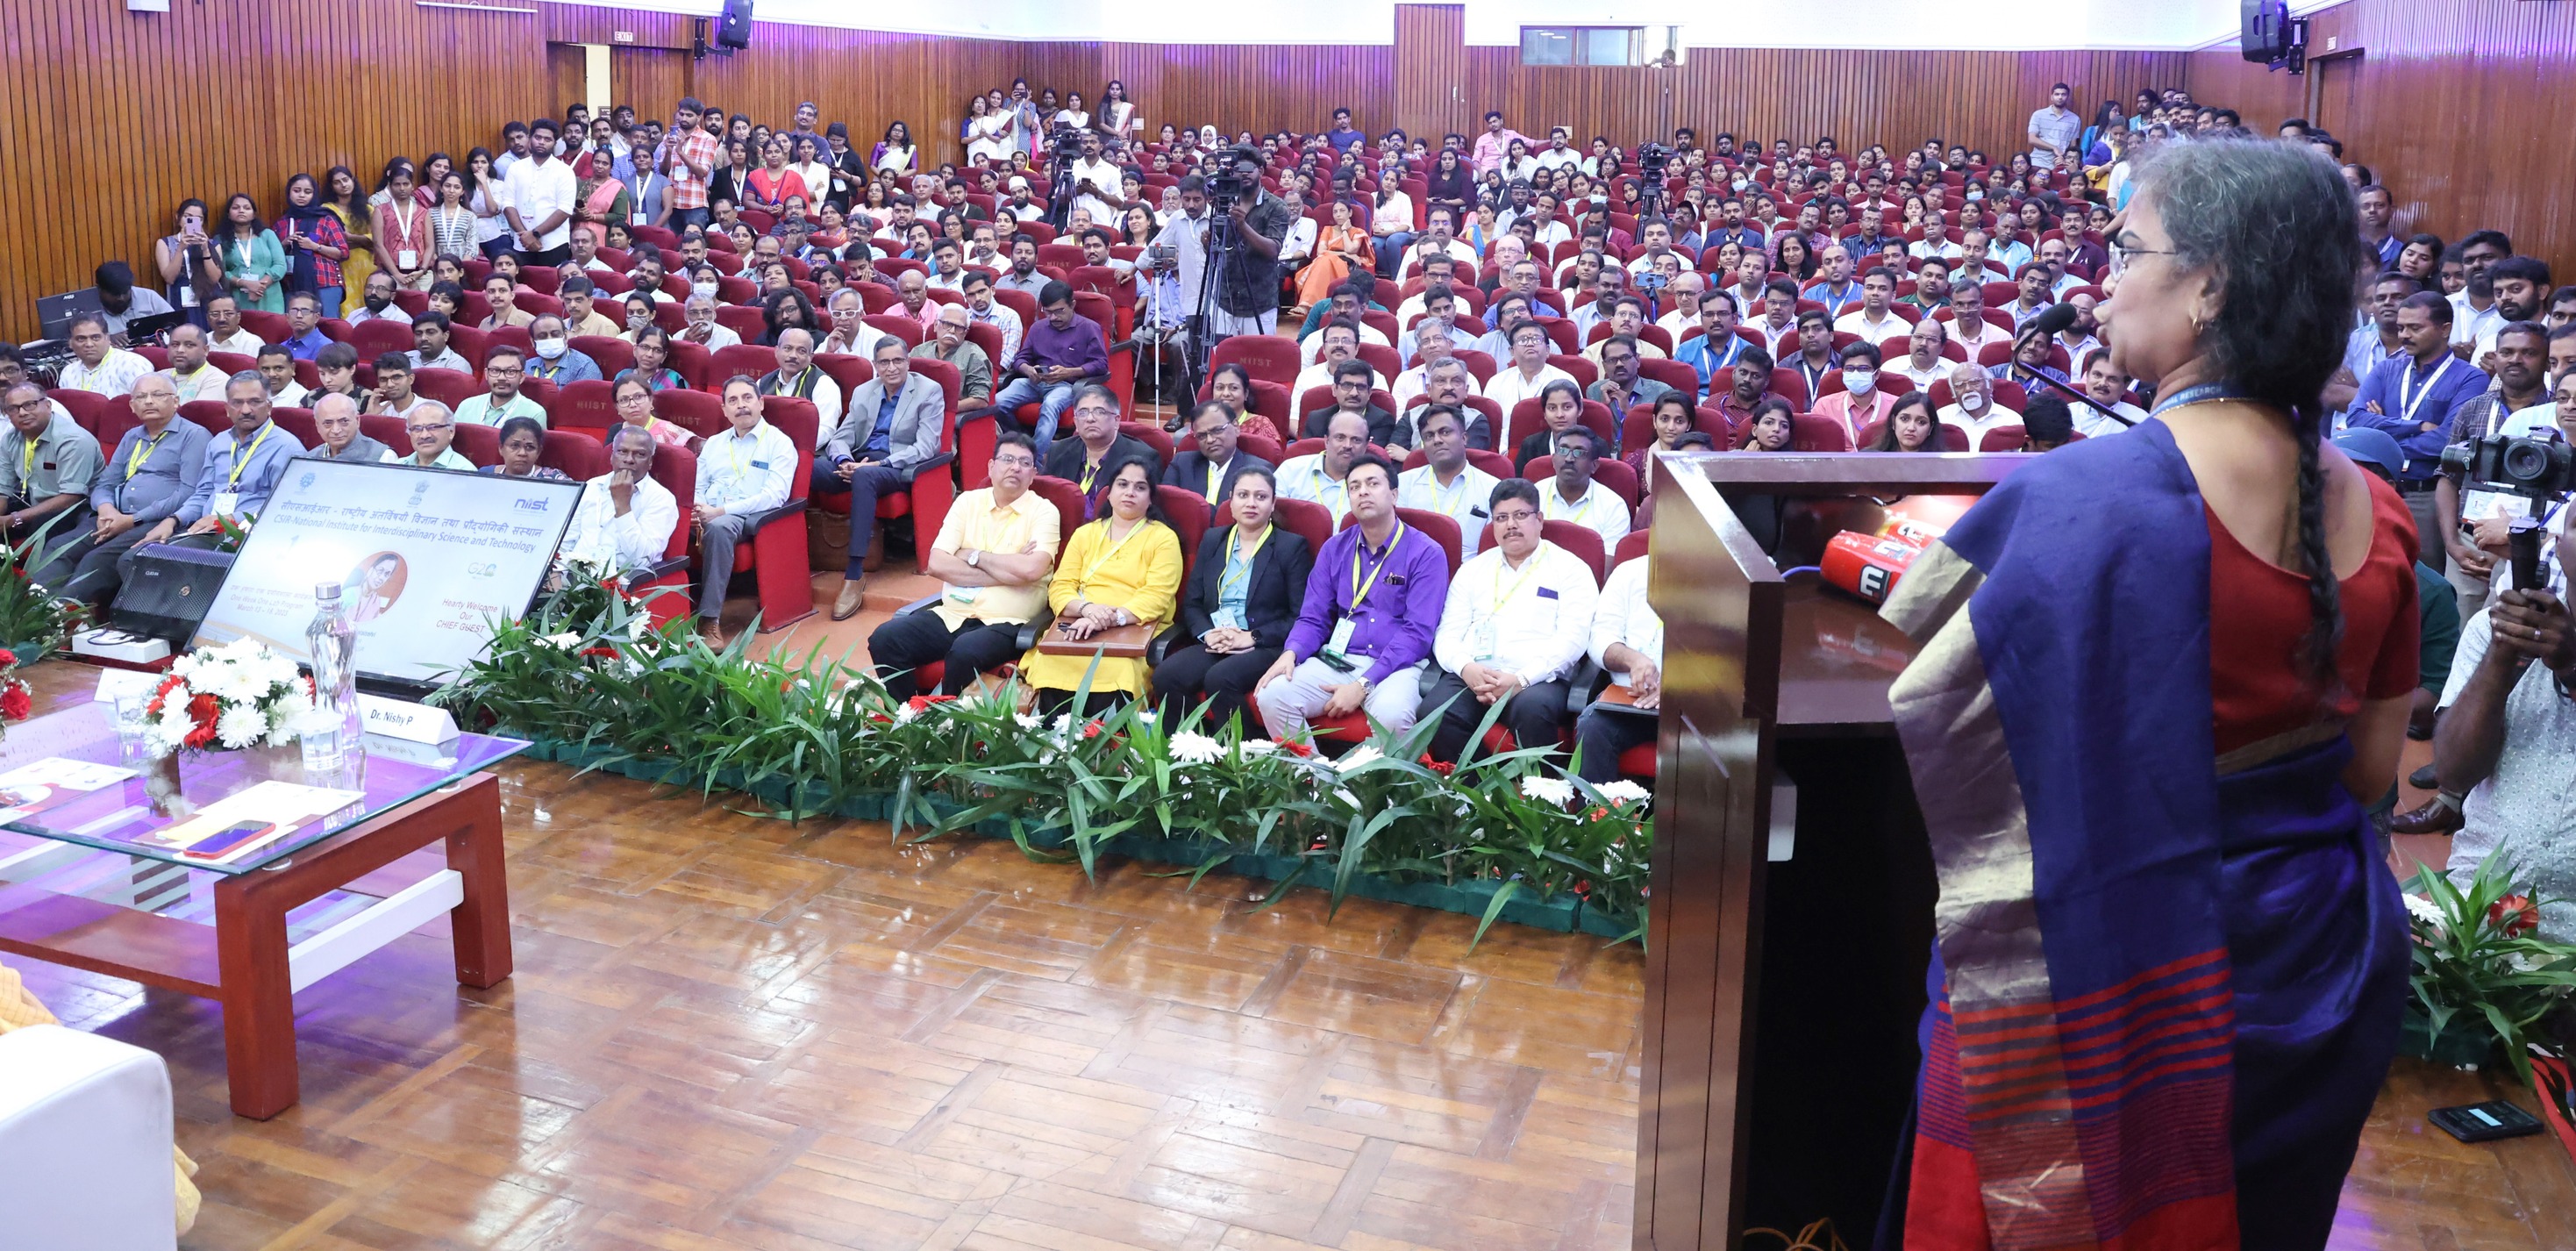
[443,776,513,990]
[213,876,299,1119]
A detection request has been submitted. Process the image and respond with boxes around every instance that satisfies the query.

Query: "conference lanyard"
[1081,460,1103,495]
[1555,487,1594,524]
[723,430,754,481]
[1489,542,1549,614]
[124,429,168,481]
[2399,355,2457,426]
[225,425,273,488]
[1219,525,1273,602]
[1348,521,1406,610]
[1205,458,1224,502]
[1081,518,1145,587]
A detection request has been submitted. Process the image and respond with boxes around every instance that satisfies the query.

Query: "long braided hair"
[2134,139,2367,683]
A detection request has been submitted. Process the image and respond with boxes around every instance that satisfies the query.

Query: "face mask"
[692,281,719,301]
[1845,368,1875,394]
[533,337,568,361]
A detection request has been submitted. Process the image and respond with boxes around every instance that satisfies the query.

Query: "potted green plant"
[0,524,89,661]
[2405,852,2576,1080]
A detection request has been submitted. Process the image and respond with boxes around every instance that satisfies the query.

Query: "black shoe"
[2409,762,2439,790]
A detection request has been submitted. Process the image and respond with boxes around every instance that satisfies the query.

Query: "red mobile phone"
[180,820,279,861]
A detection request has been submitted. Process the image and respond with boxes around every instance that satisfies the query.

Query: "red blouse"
[2206,472,2420,754]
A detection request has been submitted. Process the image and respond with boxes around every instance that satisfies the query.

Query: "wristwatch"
[963,549,981,568]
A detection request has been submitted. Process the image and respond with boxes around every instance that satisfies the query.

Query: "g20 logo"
[466,561,498,577]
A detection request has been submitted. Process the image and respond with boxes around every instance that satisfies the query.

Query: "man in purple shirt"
[983,279,1108,459]
[1256,453,1451,739]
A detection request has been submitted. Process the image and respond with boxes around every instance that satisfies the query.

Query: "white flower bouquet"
[142,638,314,755]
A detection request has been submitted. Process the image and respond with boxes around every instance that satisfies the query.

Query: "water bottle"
[302,581,363,769]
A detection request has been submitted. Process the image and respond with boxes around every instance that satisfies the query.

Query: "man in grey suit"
[1160,400,1274,518]
[816,334,948,618]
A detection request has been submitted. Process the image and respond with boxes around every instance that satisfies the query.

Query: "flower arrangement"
[0,525,90,660]
[142,638,314,755]
[2406,852,2576,1081]
[0,647,32,735]
[432,594,1657,941]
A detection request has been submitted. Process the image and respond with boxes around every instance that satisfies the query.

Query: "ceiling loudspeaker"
[2241,0,2307,72]
[716,0,753,49]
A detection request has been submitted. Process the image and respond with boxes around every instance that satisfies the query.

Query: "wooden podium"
[1634,452,2026,1248]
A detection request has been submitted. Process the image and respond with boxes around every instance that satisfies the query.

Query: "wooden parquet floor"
[5,662,2572,1250]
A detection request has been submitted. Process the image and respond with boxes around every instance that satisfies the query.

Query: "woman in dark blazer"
[1152,466,1315,732]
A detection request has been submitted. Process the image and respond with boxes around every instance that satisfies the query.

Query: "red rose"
[1081,720,1104,740]
[580,646,619,661]
[1573,881,1590,897]
[926,694,957,704]
[0,648,18,668]
[1416,753,1454,776]
[1584,805,1609,822]
[906,695,932,712]
[1281,740,1315,758]
[2490,895,2541,938]
[0,683,29,722]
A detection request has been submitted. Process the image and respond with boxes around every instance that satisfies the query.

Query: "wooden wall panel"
[1099,44,1391,148]
[0,0,539,341]
[2185,0,2576,277]
[1394,4,1471,145]
[608,46,694,125]
[1466,47,2186,166]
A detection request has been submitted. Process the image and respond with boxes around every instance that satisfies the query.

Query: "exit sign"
[614,30,636,42]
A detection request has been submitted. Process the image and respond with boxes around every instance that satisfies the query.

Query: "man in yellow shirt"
[867,429,1060,698]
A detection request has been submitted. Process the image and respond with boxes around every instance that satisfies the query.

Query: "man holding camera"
[1199,148,1294,339]
[2434,320,2553,618]
[1065,132,1123,233]
[2421,504,2576,929]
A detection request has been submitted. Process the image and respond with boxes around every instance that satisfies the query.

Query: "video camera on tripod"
[1207,166,1258,211]
[1637,142,1673,180]
[2443,431,2576,590]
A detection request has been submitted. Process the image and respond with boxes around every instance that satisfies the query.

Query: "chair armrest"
[894,594,943,617]
[903,450,957,476]
[1147,625,1183,666]
[1016,619,1042,652]
[750,497,808,529]
[1564,656,1604,720]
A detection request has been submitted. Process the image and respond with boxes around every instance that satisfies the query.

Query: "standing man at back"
[2027,82,2080,172]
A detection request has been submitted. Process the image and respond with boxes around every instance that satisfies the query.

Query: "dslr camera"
[2442,432,2576,502]
[1637,142,1673,180]
[2444,431,2575,590]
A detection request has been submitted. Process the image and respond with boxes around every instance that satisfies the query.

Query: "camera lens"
[2503,439,2551,483]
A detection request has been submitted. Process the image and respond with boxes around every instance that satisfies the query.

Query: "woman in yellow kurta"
[1021,457,1183,711]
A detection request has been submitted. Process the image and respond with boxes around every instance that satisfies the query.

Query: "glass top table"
[0,698,524,1119]
[0,701,525,875]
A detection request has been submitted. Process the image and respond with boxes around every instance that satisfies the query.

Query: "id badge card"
[211,491,240,518]
[397,249,419,269]
[948,585,980,604]
[178,286,196,308]
[1323,618,1357,663]
[1471,619,1498,661]
[1213,607,1243,631]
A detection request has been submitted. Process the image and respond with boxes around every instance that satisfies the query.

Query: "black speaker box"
[717,0,753,49]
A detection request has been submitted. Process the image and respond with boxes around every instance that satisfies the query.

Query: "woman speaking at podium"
[1878,139,2415,1248]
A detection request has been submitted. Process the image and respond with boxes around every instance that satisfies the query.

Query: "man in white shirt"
[203,296,266,356]
[2073,352,2145,439]
[679,293,745,351]
[1394,259,1466,327]
[1532,127,1585,176]
[690,376,797,641]
[2027,82,2080,169]
[344,271,413,327]
[753,328,844,448]
[1886,317,1952,391]
[56,314,151,397]
[1298,288,1391,362]
[1534,427,1630,547]
[1420,477,1598,762]
[1064,132,1123,232]
[1393,322,1460,408]
[1909,218,1962,263]
[1396,404,1499,556]
[1937,361,2018,442]
[255,346,311,408]
[1275,409,1368,522]
[1481,320,1577,412]
[1832,266,1907,343]
[1574,550,1662,783]
[156,324,230,403]
[1291,321,1388,397]
[960,270,1023,367]
[503,118,579,265]
[1397,210,1477,281]
[559,424,681,581]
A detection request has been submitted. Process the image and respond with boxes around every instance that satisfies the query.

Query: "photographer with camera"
[1200,147,1295,338]
[2423,495,2576,933]
[2433,320,2553,618]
